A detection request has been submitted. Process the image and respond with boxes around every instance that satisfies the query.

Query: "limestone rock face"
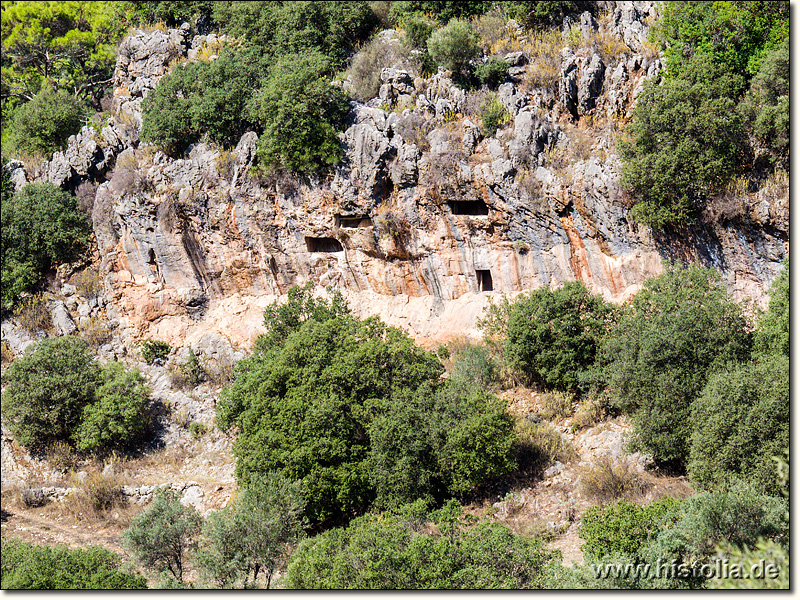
[11,7,788,348]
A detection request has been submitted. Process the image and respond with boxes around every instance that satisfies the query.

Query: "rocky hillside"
[3,1,787,357]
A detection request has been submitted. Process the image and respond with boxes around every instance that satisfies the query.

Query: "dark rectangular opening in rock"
[305,237,344,253]
[476,269,493,292]
[448,200,489,216]
[336,215,373,228]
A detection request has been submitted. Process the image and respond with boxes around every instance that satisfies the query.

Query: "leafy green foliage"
[1,336,100,451]
[620,1,789,228]
[138,339,171,363]
[4,86,89,158]
[600,263,751,469]
[73,362,151,454]
[1,336,152,455]
[753,258,788,359]
[479,93,511,136]
[218,288,515,525]
[389,1,495,25]
[688,354,788,495]
[140,47,265,155]
[475,56,508,88]
[256,283,351,352]
[618,55,749,228]
[284,500,560,589]
[122,487,202,583]
[645,479,787,567]
[213,1,378,70]
[427,19,481,75]
[504,281,615,392]
[195,472,306,588]
[579,498,682,562]
[403,14,434,48]
[1,182,92,308]
[654,1,788,80]
[246,51,350,174]
[1,538,147,589]
[738,38,789,166]
[1,1,125,115]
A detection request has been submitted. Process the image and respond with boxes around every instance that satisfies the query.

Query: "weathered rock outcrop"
[11,2,788,348]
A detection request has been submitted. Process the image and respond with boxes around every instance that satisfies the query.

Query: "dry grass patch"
[578,455,650,505]
[539,391,574,421]
[13,293,54,335]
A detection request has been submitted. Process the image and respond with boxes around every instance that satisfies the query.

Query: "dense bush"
[123,487,202,583]
[138,339,171,363]
[504,281,615,393]
[688,354,788,495]
[246,51,350,174]
[427,19,482,75]
[752,258,789,359]
[579,497,682,562]
[618,55,748,229]
[503,1,588,30]
[1,336,100,450]
[73,362,151,454]
[2,336,152,455]
[218,288,516,525]
[738,38,789,167]
[600,263,751,469]
[475,56,508,88]
[1,183,92,308]
[140,47,265,155]
[213,1,378,69]
[1,538,147,589]
[120,0,216,27]
[195,472,306,588]
[284,500,560,589]
[479,93,511,136]
[619,1,788,228]
[4,87,90,158]
[389,1,495,25]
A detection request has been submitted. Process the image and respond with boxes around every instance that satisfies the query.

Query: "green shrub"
[4,87,89,158]
[475,56,508,88]
[600,263,751,469]
[1,336,100,451]
[73,362,150,454]
[1,182,92,307]
[403,14,434,48]
[213,1,378,70]
[1,538,147,589]
[427,18,481,75]
[738,38,789,167]
[618,54,749,229]
[579,497,682,562]
[753,258,788,359]
[141,47,265,155]
[645,479,787,566]
[195,472,306,589]
[1,336,153,455]
[122,487,202,583]
[479,93,511,136]
[688,354,788,495]
[389,1,495,25]
[139,339,171,363]
[120,0,216,26]
[502,1,585,30]
[284,500,560,589]
[505,281,615,393]
[247,51,350,174]
[218,288,515,525]
[448,342,498,388]
[188,421,208,440]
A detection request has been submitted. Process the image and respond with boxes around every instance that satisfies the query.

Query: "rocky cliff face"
[8,1,788,350]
